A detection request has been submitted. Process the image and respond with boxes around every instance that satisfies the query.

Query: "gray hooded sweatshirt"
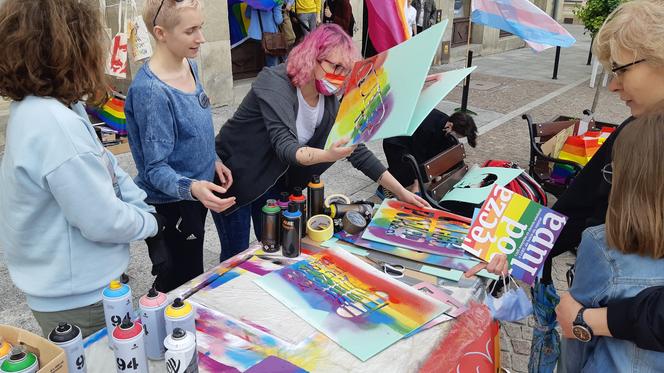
[215,64,386,214]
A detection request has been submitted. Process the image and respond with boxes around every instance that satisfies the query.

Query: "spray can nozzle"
[287,202,299,213]
[279,192,289,204]
[119,314,133,329]
[147,286,158,298]
[172,297,184,308]
[172,328,186,339]
[55,322,71,334]
[293,187,303,197]
[312,174,321,184]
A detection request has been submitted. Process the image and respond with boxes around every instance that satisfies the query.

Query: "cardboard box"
[0,325,65,372]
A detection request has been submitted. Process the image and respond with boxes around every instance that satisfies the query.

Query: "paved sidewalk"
[0,24,630,373]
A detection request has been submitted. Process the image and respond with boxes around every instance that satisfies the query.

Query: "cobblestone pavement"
[0,24,630,372]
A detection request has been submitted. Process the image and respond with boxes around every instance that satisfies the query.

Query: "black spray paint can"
[307,174,325,219]
[260,199,281,253]
[289,187,307,236]
[281,202,302,258]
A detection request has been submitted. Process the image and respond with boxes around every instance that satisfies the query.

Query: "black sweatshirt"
[549,117,664,351]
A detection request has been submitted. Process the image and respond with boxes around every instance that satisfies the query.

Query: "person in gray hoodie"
[213,23,429,261]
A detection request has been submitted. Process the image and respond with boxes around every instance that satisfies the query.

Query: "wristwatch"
[572,307,594,342]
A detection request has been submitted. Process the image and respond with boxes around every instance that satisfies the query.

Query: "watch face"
[573,325,592,342]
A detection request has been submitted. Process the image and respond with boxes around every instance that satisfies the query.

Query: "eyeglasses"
[319,59,349,76]
[610,59,645,79]
[153,0,184,27]
[602,163,613,184]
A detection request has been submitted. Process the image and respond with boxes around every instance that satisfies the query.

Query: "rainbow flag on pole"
[366,0,411,52]
[471,0,575,52]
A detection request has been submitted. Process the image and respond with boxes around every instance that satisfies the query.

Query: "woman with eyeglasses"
[211,24,430,262]
[551,0,664,354]
[562,108,664,372]
[125,0,236,292]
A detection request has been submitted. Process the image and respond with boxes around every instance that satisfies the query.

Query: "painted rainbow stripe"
[88,97,127,134]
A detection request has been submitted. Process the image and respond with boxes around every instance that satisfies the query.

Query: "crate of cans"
[0,324,66,373]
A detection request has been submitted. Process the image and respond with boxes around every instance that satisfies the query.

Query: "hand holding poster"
[460,185,567,285]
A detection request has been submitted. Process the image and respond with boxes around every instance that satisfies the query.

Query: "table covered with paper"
[82,238,487,372]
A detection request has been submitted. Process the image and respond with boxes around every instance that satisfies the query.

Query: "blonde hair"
[143,0,202,36]
[593,0,664,69]
[606,105,664,258]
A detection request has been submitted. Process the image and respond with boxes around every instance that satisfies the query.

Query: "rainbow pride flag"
[366,0,410,52]
[88,96,127,135]
[471,0,575,52]
[229,0,251,48]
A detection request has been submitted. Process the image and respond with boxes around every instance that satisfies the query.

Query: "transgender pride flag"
[471,0,575,52]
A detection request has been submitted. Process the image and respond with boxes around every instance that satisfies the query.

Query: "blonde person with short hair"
[0,0,160,337]
[553,0,664,354]
[125,0,236,292]
[564,108,664,372]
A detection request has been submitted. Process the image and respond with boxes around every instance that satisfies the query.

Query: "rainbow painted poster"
[324,21,475,149]
[254,248,449,361]
[460,185,568,285]
[362,199,472,257]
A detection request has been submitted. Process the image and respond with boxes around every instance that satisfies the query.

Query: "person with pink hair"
[211,24,429,261]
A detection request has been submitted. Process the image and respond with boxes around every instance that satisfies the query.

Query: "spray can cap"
[120,314,133,329]
[279,192,290,203]
[8,345,28,361]
[109,280,122,290]
[147,286,158,298]
[172,297,184,308]
[293,187,303,197]
[172,328,186,339]
[267,199,277,207]
[288,201,299,213]
[312,174,320,184]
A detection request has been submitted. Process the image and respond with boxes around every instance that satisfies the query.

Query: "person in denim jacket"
[564,108,664,372]
[126,0,235,292]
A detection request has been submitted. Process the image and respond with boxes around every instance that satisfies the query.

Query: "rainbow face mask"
[315,72,347,96]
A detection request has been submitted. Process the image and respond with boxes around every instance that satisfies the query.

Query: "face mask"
[484,277,533,322]
[315,72,346,96]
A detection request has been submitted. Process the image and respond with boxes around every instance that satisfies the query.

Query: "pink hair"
[287,24,360,87]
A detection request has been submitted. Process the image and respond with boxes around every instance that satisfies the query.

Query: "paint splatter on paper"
[254,248,449,361]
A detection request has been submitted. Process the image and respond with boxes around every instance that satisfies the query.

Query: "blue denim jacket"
[126,60,216,204]
[566,225,664,372]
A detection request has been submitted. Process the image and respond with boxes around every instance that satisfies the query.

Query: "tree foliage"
[573,0,624,37]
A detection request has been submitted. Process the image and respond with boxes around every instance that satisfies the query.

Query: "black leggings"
[153,201,207,293]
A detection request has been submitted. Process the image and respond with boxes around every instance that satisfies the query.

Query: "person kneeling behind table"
[0,0,168,338]
[379,109,478,198]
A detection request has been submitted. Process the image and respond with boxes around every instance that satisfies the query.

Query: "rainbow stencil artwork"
[362,199,473,257]
[254,248,449,361]
[325,21,475,149]
[461,185,567,285]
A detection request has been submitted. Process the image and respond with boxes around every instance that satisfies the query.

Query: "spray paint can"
[48,322,86,372]
[103,280,133,348]
[277,193,290,249]
[0,346,38,373]
[281,202,302,258]
[111,315,148,373]
[260,199,281,253]
[326,202,373,220]
[289,187,307,236]
[164,328,198,373]
[165,298,196,337]
[139,287,168,360]
[307,175,325,219]
[0,339,11,366]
